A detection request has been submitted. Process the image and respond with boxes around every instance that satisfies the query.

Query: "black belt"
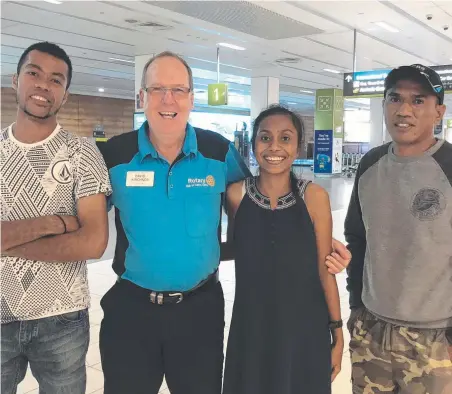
[117,270,219,305]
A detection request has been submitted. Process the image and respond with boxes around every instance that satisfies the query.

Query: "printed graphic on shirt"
[410,188,446,221]
[0,126,111,323]
[51,160,72,184]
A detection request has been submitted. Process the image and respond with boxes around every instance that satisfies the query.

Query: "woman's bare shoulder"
[305,182,328,199]
[304,182,331,216]
[228,180,245,200]
[227,180,246,214]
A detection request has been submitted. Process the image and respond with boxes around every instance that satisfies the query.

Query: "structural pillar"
[369,97,389,149]
[248,76,279,170]
[445,119,452,143]
[250,76,279,121]
[314,89,344,176]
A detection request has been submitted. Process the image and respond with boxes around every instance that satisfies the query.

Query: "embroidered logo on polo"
[206,175,215,187]
[410,188,446,221]
[186,175,215,188]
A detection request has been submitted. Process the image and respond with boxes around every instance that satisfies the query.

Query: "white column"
[250,76,279,121]
[135,54,154,112]
[444,119,452,143]
[369,97,390,148]
[445,127,452,143]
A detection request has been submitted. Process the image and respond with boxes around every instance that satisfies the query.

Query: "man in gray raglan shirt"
[345,64,452,394]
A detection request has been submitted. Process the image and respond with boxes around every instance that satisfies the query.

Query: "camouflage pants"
[348,308,452,394]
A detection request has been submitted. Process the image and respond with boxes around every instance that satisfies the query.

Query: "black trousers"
[99,279,225,394]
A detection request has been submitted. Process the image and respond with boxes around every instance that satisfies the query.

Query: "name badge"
[126,171,154,187]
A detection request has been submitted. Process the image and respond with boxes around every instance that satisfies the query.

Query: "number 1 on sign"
[214,88,219,101]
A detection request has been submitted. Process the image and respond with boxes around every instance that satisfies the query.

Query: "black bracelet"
[329,320,343,330]
[55,214,66,234]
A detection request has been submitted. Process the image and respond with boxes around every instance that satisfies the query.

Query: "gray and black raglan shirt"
[345,139,452,329]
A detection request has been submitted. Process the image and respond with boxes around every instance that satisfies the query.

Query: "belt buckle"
[169,292,184,304]
[150,291,164,305]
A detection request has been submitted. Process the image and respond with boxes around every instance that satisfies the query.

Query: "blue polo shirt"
[99,121,250,291]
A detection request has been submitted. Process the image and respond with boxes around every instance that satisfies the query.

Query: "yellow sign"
[208,83,228,106]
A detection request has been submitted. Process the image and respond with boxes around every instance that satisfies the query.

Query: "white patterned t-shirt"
[0,124,112,323]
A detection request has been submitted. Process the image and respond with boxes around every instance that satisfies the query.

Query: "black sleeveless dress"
[223,176,331,394]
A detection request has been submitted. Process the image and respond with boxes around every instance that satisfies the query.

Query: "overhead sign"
[343,65,452,98]
[208,83,228,106]
[343,70,389,97]
[433,65,452,91]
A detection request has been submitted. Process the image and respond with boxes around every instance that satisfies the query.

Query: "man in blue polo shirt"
[99,51,248,394]
[98,51,351,394]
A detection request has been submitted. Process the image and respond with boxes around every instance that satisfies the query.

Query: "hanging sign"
[343,65,452,98]
[208,83,228,106]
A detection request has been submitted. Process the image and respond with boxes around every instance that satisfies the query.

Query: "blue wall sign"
[314,130,333,174]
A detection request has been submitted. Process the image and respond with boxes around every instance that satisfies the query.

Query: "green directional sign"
[208,83,228,106]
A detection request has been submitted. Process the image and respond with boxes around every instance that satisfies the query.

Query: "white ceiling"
[2,0,452,115]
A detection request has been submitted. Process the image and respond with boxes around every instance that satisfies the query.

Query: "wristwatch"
[329,320,343,347]
[329,320,343,330]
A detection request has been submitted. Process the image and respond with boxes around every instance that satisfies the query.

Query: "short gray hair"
[141,51,193,90]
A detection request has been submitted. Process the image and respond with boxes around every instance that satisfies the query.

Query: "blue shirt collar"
[182,123,198,156]
[138,121,198,161]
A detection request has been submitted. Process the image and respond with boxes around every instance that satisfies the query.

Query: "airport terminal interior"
[2,1,452,393]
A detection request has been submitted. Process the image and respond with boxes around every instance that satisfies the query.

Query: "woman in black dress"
[223,105,344,394]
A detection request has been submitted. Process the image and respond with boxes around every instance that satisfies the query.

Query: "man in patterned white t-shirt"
[0,42,111,394]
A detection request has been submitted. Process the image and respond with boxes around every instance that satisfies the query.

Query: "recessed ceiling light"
[98,88,105,93]
[324,68,341,74]
[300,89,314,94]
[374,21,399,33]
[109,57,135,64]
[287,102,297,105]
[43,0,62,4]
[218,42,246,51]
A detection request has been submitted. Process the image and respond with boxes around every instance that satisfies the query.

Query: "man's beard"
[22,105,60,120]
[16,94,62,120]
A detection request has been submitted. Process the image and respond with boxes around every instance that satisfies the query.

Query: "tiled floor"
[16,206,353,394]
